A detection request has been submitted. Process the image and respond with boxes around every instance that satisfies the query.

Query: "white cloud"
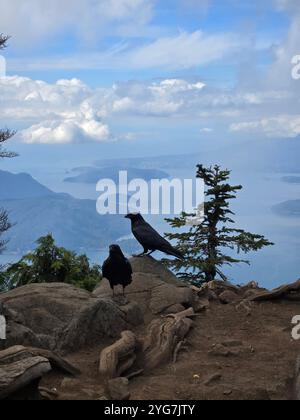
[149,79,206,94]
[200,127,213,133]
[9,29,243,72]
[108,79,207,116]
[0,75,209,144]
[223,0,300,138]
[0,0,154,45]
[0,71,299,144]
[1,0,299,143]
[0,76,110,144]
[22,118,110,144]
[125,30,240,70]
[276,0,300,12]
[230,115,300,138]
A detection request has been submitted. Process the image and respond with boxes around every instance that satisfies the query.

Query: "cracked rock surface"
[0,257,199,353]
[0,283,144,354]
[94,257,200,320]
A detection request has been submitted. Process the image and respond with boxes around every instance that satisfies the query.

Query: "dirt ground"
[40,297,300,401]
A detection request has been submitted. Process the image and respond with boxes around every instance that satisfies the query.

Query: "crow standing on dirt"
[102,245,133,297]
[125,214,184,259]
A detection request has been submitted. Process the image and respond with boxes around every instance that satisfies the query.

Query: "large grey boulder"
[0,283,143,354]
[94,256,200,319]
[0,258,199,354]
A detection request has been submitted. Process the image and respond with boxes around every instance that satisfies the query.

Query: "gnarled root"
[143,308,195,370]
[99,331,137,379]
[250,279,300,302]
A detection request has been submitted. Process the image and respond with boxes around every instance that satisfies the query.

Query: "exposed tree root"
[143,308,195,370]
[250,279,300,302]
[99,331,137,379]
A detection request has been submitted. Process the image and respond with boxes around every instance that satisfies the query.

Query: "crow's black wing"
[123,258,133,286]
[132,222,184,259]
[102,258,111,279]
[133,221,183,259]
[125,258,133,276]
[132,221,170,249]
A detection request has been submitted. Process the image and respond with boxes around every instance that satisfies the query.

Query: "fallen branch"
[250,279,300,302]
[27,348,80,376]
[0,353,51,400]
[163,307,196,320]
[143,308,194,370]
[0,345,80,376]
[99,331,137,379]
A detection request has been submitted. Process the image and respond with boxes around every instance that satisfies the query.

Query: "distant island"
[282,176,300,184]
[273,199,300,217]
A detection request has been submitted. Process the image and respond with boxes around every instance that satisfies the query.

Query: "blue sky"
[3,0,290,85]
[0,0,299,161]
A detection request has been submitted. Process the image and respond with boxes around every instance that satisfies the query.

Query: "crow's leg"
[133,248,149,257]
[146,250,155,256]
[123,286,125,297]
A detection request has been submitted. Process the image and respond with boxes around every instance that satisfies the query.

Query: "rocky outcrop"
[0,257,201,354]
[196,280,265,305]
[94,257,201,319]
[1,262,299,401]
[0,283,144,354]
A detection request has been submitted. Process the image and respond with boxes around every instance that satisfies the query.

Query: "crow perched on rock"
[125,213,184,259]
[102,245,133,297]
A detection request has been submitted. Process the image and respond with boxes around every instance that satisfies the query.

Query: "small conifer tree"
[164,165,274,285]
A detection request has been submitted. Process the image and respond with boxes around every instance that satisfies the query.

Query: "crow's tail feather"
[163,246,185,260]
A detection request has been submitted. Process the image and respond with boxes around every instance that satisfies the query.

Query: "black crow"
[102,245,133,297]
[125,213,184,259]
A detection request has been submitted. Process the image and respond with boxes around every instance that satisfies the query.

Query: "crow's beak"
[125,215,129,219]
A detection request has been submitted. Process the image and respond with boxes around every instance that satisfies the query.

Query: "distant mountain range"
[0,170,129,253]
[0,170,54,200]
